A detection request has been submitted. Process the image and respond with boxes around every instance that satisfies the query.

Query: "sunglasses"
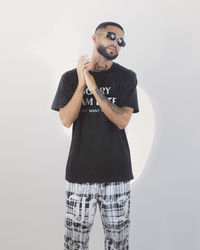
[100,31,126,47]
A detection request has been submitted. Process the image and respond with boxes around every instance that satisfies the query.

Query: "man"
[51,21,139,250]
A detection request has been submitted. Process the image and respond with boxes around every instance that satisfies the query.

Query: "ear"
[92,34,97,43]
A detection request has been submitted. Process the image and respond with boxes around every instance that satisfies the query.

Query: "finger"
[78,55,87,63]
[78,61,89,69]
[79,64,89,71]
[80,55,88,60]
[83,60,90,64]
[79,61,90,68]
[81,58,90,64]
[78,56,84,61]
[84,67,88,75]
[79,58,89,65]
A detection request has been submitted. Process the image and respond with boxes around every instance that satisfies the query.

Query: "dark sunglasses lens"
[107,32,116,40]
[107,32,126,47]
[118,38,126,47]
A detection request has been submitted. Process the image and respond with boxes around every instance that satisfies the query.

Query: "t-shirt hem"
[65,176,134,184]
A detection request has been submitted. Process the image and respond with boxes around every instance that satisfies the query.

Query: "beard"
[96,43,119,60]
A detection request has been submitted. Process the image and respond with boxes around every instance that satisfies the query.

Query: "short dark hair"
[95,21,124,34]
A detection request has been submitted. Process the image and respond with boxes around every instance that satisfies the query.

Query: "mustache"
[107,46,117,52]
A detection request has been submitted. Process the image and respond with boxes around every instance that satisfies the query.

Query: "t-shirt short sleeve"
[118,70,139,113]
[51,74,74,111]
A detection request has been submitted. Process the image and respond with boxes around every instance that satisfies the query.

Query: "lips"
[108,47,117,52]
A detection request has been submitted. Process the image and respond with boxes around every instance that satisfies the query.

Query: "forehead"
[105,25,124,38]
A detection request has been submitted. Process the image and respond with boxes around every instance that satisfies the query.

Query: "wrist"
[77,84,85,92]
[91,85,98,94]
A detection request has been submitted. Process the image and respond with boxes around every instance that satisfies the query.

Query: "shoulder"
[114,62,137,78]
[114,62,137,86]
[61,68,77,82]
[58,68,78,92]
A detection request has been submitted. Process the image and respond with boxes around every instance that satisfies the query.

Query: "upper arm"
[117,70,139,114]
[59,107,63,116]
[59,107,67,126]
[51,74,74,112]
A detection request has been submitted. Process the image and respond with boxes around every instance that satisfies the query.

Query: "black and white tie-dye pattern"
[64,180,131,250]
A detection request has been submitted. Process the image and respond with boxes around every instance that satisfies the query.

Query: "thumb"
[83,67,88,74]
[83,68,87,78]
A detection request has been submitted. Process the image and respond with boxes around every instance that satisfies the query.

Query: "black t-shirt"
[51,61,139,183]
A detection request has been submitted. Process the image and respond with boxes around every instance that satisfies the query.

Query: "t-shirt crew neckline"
[88,61,116,74]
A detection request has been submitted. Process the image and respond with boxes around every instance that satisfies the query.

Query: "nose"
[112,40,117,46]
[111,40,118,48]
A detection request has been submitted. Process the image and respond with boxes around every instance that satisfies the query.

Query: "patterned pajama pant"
[64,180,131,250]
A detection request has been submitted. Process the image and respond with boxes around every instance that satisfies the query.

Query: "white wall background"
[0,0,199,249]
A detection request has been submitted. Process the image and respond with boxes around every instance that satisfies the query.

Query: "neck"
[87,51,113,72]
[87,60,113,72]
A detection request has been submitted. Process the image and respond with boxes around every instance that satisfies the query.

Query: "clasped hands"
[83,65,98,93]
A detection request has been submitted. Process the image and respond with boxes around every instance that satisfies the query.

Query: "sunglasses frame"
[98,31,126,47]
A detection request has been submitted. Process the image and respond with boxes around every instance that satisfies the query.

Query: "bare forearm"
[91,86,127,129]
[60,84,85,127]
